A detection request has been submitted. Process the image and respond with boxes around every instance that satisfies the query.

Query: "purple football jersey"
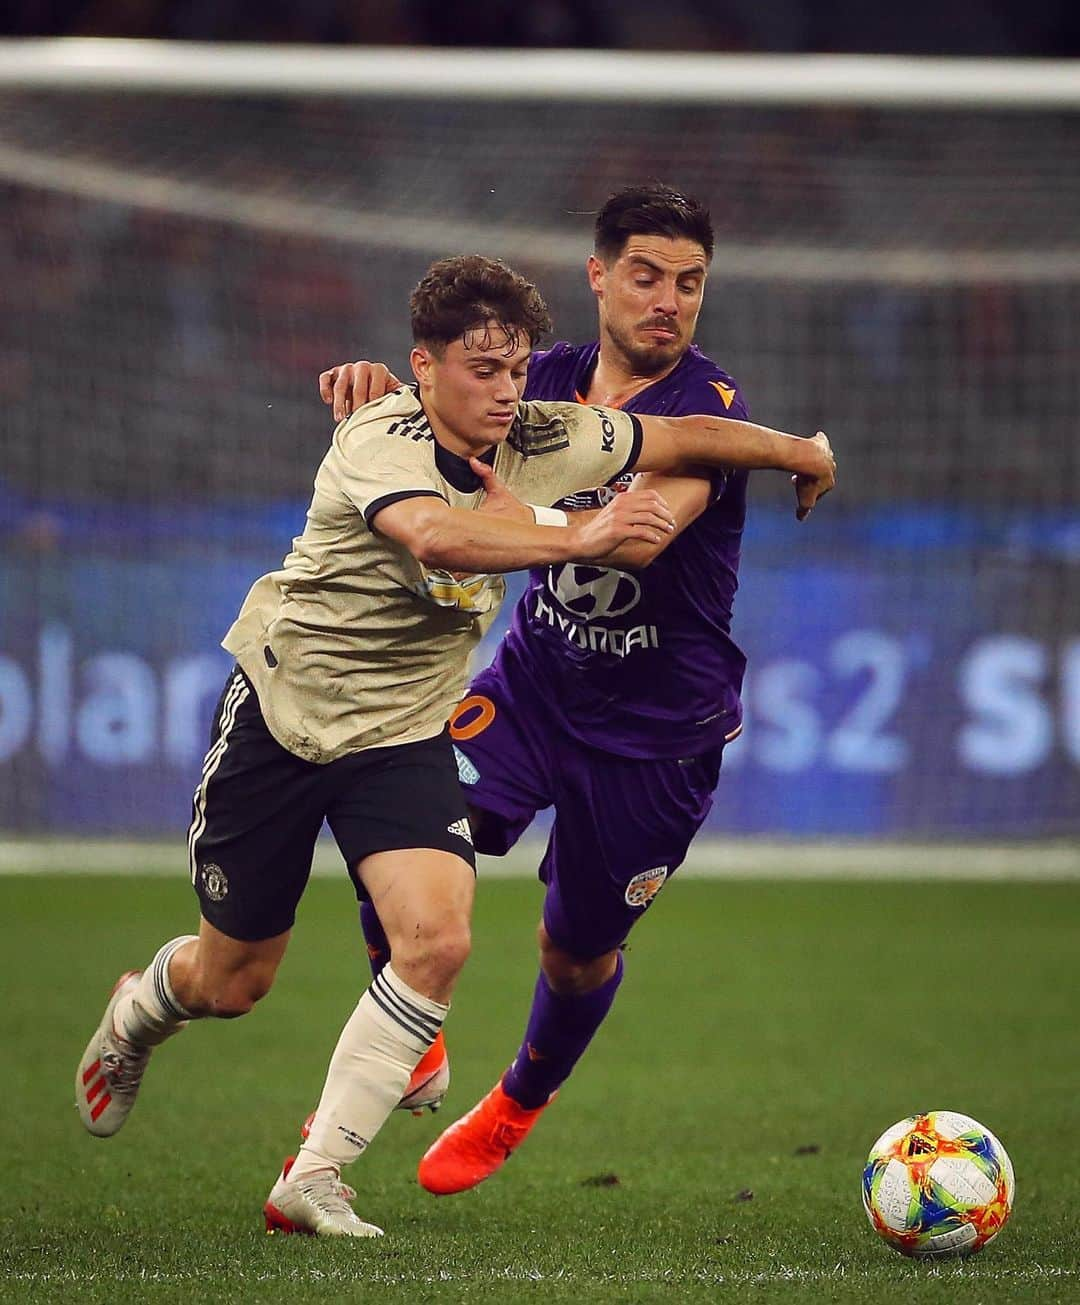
[493,339,749,760]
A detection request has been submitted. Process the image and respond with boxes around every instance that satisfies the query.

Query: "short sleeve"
[667,377,751,499]
[671,377,750,425]
[503,401,641,505]
[329,433,446,526]
[577,404,643,484]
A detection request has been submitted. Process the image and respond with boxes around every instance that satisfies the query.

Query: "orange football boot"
[399,1030,450,1115]
[417,1076,553,1195]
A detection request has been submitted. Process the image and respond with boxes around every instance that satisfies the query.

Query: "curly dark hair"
[410,254,552,356]
[594,184,714,264]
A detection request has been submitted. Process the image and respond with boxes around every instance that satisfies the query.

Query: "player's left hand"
[571,487,677,560]
[319,361,403,422]
[468,458,534,524]
[792,431,836,521]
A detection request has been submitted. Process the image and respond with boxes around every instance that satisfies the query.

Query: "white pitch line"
[5,1265,1076,1286]
[0,837,1076,880]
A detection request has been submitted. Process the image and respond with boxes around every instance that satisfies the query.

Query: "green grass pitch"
[3,868,1078,1303]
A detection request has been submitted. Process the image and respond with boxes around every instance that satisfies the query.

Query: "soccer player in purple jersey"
[319,186,825,1196]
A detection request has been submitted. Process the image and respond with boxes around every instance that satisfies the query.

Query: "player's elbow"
[411,528,456,570]
[383,501,457,568]
[600,536,670,571]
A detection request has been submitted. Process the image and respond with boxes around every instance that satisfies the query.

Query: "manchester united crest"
[201,863,229,902]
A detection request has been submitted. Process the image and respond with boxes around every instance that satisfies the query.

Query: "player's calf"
[295,1031,451,1145]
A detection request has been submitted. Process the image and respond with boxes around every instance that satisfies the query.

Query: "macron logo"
[709,380,737,409]
[447,818,473,846]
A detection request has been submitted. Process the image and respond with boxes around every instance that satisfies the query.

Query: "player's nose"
[492,372,518,402]
[653,284,679,316]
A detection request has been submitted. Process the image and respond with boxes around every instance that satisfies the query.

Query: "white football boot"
[264,1160,383,1238]
[76,971,157,1137]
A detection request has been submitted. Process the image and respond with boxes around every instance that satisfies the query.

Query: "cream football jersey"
[222,386,641,762]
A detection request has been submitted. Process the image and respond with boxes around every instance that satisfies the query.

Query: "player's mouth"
[488,410,516,425]
[640,323,679,344]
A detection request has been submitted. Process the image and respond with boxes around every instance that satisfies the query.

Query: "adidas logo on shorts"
[447,818,473,846]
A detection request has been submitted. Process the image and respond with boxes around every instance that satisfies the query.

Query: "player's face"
[411,322,532,455]
[589,236,708,376]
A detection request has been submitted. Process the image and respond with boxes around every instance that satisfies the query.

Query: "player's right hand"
[570,488,676,561]
[319,361,404,422]
[793,431,836,521]
[468,458,534,524]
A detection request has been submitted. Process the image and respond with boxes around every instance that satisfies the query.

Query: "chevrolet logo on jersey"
[709,381,737,409]
[414,567,502,615]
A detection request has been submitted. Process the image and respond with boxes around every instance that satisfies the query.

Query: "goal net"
[1,43,1077,840]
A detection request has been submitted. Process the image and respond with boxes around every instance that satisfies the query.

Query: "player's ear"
[586,254,606,298]
[410,346,434,386]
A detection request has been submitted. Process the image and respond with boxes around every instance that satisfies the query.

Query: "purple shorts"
[449,657,724,959]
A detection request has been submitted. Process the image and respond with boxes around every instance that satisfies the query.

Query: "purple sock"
[502,954,624,1109]
[359,900,390,978]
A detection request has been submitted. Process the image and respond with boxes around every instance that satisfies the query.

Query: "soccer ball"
[862,1110,1015,1258]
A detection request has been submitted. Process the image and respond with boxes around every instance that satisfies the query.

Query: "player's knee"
[396,919,471,989]
[428,921,472,981]
[542,954,615,995]
[538,924,618,995]
[195,964,276,1018]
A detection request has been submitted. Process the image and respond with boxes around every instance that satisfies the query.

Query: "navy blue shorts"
[189,669,475,942]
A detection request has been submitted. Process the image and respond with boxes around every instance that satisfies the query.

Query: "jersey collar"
[433,439,495,492]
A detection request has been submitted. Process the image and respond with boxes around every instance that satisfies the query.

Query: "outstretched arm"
[319,361,835,518]
[633,415,835,519]
[372,466,676,574]
[464,458,694,572]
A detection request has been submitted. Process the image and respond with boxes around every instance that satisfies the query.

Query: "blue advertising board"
[1,500,1077,838]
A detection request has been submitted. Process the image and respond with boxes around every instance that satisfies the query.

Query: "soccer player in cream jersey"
[76,251,834,1237]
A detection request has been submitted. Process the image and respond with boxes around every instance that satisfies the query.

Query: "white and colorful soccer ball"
[862,1110,1015,1258]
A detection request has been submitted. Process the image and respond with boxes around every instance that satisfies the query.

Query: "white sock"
[290,965,449,1182]
[115,935,197,1046]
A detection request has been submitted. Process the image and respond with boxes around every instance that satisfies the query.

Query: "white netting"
[1,46,1078,837]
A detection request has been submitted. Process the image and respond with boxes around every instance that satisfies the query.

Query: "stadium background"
[0,7,1077,849]
[2,21,1077,1302]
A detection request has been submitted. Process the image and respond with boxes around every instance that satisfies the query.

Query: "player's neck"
[584,346,681,409]
[433,428,492,461]
[422,401,495,461]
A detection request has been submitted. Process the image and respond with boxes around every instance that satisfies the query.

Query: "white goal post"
[0,41,1078,283]
[1,39,1080,107]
